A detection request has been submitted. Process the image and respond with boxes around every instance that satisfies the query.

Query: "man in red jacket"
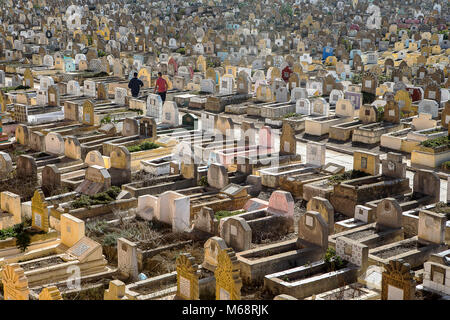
[154,72,168,102]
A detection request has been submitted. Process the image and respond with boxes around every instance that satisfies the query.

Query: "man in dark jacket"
[128,72,144,97]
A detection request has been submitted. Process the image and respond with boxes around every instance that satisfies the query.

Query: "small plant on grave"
[214,210,245,221]
[420,135,449,149]
[324,248,347,272]
[198,176,208,187]
[100,115,112,124]
[376,106,384,122]
[13,223,32,252]
[176,47,186,55]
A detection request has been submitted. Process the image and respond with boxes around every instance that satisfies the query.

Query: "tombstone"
[146,94,163,121]
[384,100,400,123]
[219,76,234,95]
[109,146,131,186]
[31,189,49,233]
[42,165,61,196]
[207,163,229,190]
[329,90,344,106]
[16,155,37,179]
[139,117,157,139]
[162,101,179,126]
[39,286,63,300]
[203,237,228,272]
[311,98,329,116]
[306,142,326,166]
[45,132,64,155]
[200,79,215,94]
[79,163,111,193]
[418,210,446,245]
[214,248,242,300]
[296,98,311,115]
[413,170,440,204]
[114,87,127,106]
[67,80,81,96]
[117,237,138,281]
[298,211,328,250]
[236,73,251,94]
[122,118,139,137]
[0,152,13,177]
[418,99,439,119]
[382,153,406,179]
[307,197,334,234]
[104,280,130,300]
[176,253,199,300]
[381,259,416,300]
[359,105,377,124]
[60,214,85,248]
[220,216,251,252]
[83,80,96,97]
[1,264,29,300]
[375,198,403,230]
[353,151,380,176]
[280,122,296,156]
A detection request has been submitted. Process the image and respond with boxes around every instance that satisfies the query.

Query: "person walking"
[128,72,144,98]
[154,72,168,103]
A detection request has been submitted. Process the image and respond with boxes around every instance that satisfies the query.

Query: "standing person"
[128,72,144,98]
[154,72,168,103]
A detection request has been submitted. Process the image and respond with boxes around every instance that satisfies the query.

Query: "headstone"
[176,253,199,300]
[214,248,242,300]
[117,237,138,281]
[381,259,416,300]
[1,264,29,300]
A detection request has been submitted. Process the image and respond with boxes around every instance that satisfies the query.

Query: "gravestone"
[39,286,63,300]
[176,253,199,300]
[353,151,380,176]
[307,197,334,234]
[1,264,29,300]
[31,189,49,233]
[376,198,403,230]
[298,211,328,250]
[280,122,296,156]
[306,142,326,166]
[220,216,251,252]
[16,155,37,179]
[117,237,138,281]
[207,163,229,190]
[214,248,242,300]
[122,118,139,137]
[104,280,129,300]
[267,191,294,218]
[413,170,440,204]
[418,210,446,245]
[381,259,416,300]
[0,152,13,177]
[418,99,439,118]
[203,237,228,272]
[382,153,406,179]
[162,101,179,126]
[42,165,61,196]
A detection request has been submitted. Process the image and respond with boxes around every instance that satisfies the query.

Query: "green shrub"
[214,210,245,220]
[198,176,208,187]
[126,141,160,153]
[443,161,450,171]
[100,115,112,124]
[71,186,121,209]
[420,135,449,149]
[324,247,347,271]
[176,48,186,55]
